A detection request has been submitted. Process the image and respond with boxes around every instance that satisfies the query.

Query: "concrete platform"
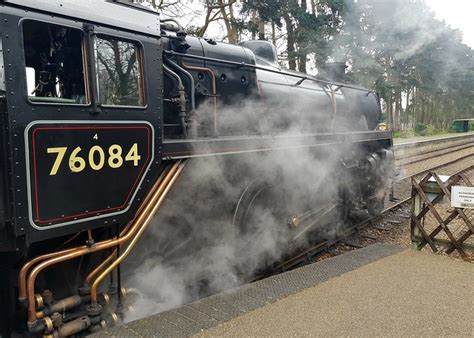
[94,244,473,337]
[95,243,402,337]
[393,131,474,145]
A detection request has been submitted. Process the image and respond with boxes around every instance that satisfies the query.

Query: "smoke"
[116,12,400,318]
[118,95,381,322]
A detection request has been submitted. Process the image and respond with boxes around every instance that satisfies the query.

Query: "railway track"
[257,159,474,279]
[396,144,474,167]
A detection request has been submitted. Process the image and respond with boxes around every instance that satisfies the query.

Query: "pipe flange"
[98,293,110,306]
[78,285,91,296]
[18,296,27,309]
[42,289,53,306]
[85,303,103,317]
[43,317,54,335]
[120,287,128,298]
[105,312,119,327]
[35,294,44,309]
[50,312,62,328]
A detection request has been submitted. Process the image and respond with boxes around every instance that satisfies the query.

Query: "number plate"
[25,121,154,229]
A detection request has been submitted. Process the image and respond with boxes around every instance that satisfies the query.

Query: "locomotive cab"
[0,0,163,246]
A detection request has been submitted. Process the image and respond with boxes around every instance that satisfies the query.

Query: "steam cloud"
[118,95,393,322]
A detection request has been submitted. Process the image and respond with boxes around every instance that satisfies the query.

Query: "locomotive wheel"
[367,194,385,216]
[232,182,289,279]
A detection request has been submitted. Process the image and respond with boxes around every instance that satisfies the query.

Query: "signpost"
[451,186,474,208]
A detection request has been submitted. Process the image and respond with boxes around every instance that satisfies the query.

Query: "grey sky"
[424,0,473,47]
[174,1,473,48]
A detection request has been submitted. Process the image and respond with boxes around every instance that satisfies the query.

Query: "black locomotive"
[0,1,393,336]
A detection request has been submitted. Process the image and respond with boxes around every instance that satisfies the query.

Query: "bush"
[414,123,428,136]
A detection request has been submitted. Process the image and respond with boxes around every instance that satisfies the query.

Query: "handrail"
[164,50,376,94]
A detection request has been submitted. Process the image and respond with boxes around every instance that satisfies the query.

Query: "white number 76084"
[47,143,141,176]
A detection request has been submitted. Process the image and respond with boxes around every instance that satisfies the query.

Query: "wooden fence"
[411,171,474,260]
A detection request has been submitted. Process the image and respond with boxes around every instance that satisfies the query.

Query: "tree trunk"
[218,0,238,44]
[284,15,297,70]
[258,19,265,40]
[271,21,277,45]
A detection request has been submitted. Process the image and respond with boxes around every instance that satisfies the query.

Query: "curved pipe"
[83,167,170,284]
[18,248,77,304]
[19,166,171,303]
[25,162,182,323]
[164,64,188,138]
[84,250,117,285]
[90,161,186,304]
[167,60,196,114]
[181,62,218,136]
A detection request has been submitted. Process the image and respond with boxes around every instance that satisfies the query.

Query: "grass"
[392,126,452,138]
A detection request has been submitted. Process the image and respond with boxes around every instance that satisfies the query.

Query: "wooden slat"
[412,178,467,259]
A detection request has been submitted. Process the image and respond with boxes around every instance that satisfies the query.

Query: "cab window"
[95,36,144,106]
[22,20,88,104]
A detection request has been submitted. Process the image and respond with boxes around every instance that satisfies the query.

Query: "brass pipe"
[25,162,181,323]
[19,165,169,306]
[84,250,117,285]
[36,295,83,319]
[181,63,218,135]
[83,168,169,284]
[90,161,186,304]
[55,316,91,337]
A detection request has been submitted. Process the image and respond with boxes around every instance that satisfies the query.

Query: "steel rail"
[261,162,474,278]
[396,144,474,166]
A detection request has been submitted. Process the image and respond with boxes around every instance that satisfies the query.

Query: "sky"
[172,0,474,49]
[424,0,474,47]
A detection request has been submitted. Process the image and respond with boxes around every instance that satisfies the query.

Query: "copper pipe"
[56,231,82,250]
[19,166,169,304]
[19,231,85,302]
[181,63,218,135]
[83,168,169,284]
[18,248,78,303]
[90,161,186,304]
[25,162,181,323]
[84,250,117,285]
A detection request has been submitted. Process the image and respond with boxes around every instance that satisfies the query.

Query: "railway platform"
[95,243,473,337]
[392,131,474,145]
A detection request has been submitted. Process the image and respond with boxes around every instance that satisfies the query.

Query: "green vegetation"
[393,124,451,138]
[146,0,474,132]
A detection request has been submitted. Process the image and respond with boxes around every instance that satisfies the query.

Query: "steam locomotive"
[0,0,393,336]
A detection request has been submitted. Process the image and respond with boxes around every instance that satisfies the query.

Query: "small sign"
[451,186,474,209]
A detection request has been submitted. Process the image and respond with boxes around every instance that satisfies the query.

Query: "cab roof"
[3,0,161,37]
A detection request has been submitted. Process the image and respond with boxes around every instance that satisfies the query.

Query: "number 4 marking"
[93,133,98,140]
[47,147,67,175]
[125,143,141,166]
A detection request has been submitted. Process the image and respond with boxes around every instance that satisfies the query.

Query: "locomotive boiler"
[0,0,393,336]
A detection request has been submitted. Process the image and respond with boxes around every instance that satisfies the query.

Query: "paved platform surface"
[198,249,473,337]
[95,243,401,337]
[94,244,473,337]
